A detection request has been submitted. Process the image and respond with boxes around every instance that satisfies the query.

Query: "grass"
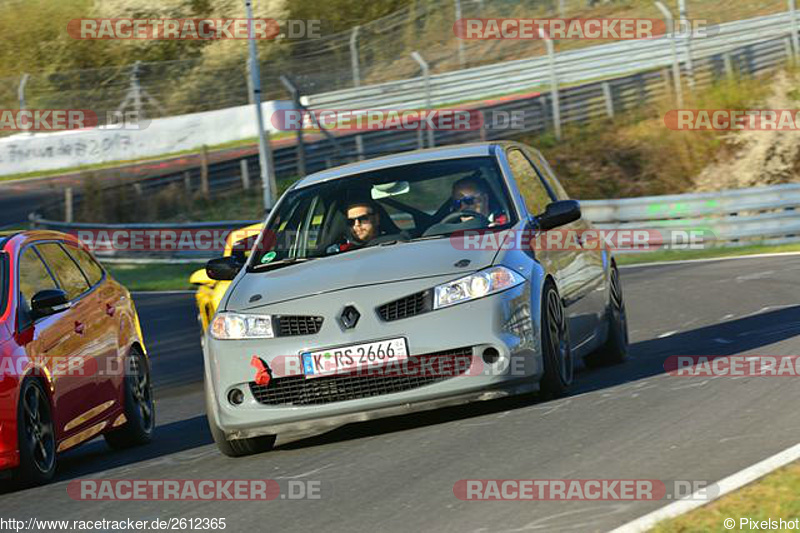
[105,262,204,292]
[653,462,800,533]
[616,243,800,266]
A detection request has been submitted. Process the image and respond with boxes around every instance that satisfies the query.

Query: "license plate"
[301,338,409,378]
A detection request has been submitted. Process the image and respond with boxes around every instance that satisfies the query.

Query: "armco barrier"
[31,31,796,223]
[31,184,800,260]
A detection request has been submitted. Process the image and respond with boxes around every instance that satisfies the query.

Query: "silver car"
[203,141,628,457]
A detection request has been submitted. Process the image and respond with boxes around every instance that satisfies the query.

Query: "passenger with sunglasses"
[450,176,509,227]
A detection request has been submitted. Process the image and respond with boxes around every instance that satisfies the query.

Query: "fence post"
[183,171,192,193]
[790,0,800,63]
[64,188,73,223]
[200,145,210,198]
[678,0,695,90]
[240,159,250,190]
[411,51,435,147]
[18,73,29,111]
[350,25,365,159]
[602,82,614,118]
[454,0,466,69]
[539,29,561,139]
[655,2,684,108]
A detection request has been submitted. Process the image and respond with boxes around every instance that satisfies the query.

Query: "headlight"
[210,312,274,340]
[434,266,525,309]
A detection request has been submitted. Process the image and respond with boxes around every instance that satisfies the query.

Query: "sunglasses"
[347,213,374,226]
[454,195,483,208]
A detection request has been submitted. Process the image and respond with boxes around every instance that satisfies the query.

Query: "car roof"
[1,229,84,252]
[292,142,513,190]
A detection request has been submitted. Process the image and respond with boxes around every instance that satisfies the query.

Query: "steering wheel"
[439,210,491,226]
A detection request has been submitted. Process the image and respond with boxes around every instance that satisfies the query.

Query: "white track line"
[620,251,800,269]
[609,442,800,532]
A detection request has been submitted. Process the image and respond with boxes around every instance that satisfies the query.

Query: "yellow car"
[190,223,263,331]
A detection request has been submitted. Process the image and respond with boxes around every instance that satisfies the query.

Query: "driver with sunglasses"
[326,199,384,254]
[450,176,508,227]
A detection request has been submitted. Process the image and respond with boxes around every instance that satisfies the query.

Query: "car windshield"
[250,157,516,267]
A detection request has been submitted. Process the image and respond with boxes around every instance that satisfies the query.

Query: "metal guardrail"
[582,184,800,247]
[28,216,262,261]
[33,30,796,223]
[32,183,800,260]
[303,11,799,110]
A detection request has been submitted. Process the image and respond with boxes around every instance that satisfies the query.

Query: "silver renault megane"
[203,141,628,456]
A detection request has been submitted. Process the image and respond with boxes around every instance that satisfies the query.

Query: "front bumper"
[205,274,542,440]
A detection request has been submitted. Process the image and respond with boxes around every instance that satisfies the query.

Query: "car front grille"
[274,315,323,336]
[377,290,432,321]
[249,347,473,406]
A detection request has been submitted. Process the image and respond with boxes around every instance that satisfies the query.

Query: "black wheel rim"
[23,385,55,474]
[129,355,154,432]
[610,269,629,346]
[547,289,573,384]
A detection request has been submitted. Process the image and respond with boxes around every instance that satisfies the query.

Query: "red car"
[0,230,154,485]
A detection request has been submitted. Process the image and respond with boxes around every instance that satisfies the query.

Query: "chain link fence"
[1,0,789,133]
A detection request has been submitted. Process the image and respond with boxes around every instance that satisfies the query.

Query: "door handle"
[74,321,85,335]
[105,303,116,317]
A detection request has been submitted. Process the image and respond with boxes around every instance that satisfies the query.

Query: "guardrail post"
[723,53,734,79]
[240,159,250,190]
[64,188,73,223]
[200,145,210,198]
[602,82,615,118]
[539,29,561,139]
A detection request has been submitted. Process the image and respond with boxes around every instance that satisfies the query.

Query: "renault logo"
[340,306,360,329]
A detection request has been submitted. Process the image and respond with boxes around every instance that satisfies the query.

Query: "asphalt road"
[2,255,800,532]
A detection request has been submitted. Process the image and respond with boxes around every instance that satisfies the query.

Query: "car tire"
[15,378,57,486]
[584,265,629,369]
[539,281,574,399]
[104,347,155,449]
[204,381,275,458]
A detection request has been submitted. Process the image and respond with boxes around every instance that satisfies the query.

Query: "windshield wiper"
[249,257,311,272]
[408,234,450,242]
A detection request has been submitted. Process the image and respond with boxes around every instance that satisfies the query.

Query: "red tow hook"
[250,356,271,386]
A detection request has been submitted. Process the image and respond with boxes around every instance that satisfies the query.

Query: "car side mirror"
[206,256,242,281]
[30,289,70,319]
[536,200,581,230]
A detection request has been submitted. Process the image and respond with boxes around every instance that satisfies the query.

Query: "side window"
[526,149,570,201]
[507,149,553,216]
[19,247,58,311]
[36,243,90,301]
[65,244,104,286]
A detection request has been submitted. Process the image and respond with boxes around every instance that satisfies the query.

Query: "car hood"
[226,236,502,310]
